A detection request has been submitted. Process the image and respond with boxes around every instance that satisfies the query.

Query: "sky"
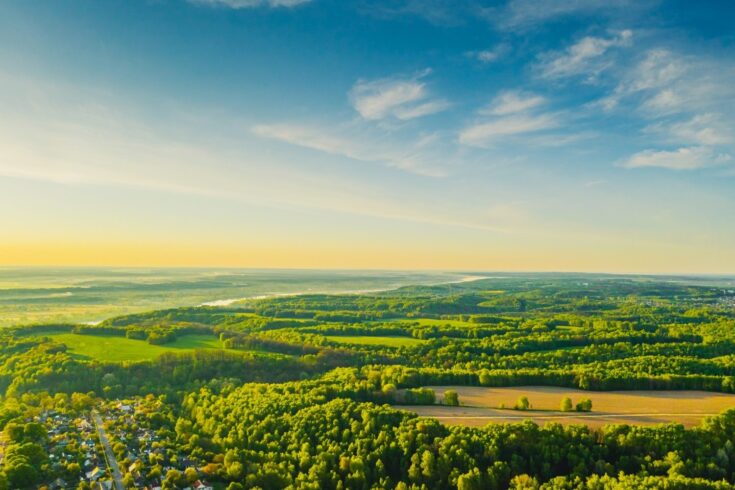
[0,0,734,273]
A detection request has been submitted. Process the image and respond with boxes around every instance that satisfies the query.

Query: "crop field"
[399,386,735,427]
[36,333,228,362]
[324,335,424,347]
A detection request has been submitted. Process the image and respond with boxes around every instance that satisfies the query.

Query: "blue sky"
[0,0,734,272]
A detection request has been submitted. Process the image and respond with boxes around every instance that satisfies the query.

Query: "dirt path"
[92,411,125,490]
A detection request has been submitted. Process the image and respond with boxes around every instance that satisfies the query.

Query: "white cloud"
[252,123,450,177]
[596,48,735,173]
[393,100,450,120]
[492,0,644,30]
[667,114,733,145]
[622,146,732,171]
[598,49,698,113]
[349,73,448,121]
[189,0,311,8]
[459,113,559,148]
[643,89,681,113]
[538,30,633,80]
[628,49,684,93]
[468,44,510,64]
[481,90,546,116]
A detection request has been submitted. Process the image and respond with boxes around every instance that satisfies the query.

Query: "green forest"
[1,273,735,489]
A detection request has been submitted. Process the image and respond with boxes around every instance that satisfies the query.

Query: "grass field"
[397,386,735,427]
[39,333,228,362]
[380,318,478,328]
[325,335,424,347]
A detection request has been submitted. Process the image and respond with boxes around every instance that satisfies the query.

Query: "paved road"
[92,411,125,490]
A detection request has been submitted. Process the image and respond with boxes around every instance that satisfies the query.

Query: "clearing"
[325,335,424,347]
[36,333,230,362]
[398,386,735,428]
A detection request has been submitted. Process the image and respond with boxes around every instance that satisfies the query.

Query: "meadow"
[31,333,226,362]
[324,335,424,347]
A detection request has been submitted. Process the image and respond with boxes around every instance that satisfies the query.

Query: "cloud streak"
[252,123,450,177]
[349,72,448,121]
[491,0,647,30]
[188,0,312,8]
[537,30,633,81]
[481,90,546,116]
[467,44,510,64]
[622,146,732,171]
[459,113,559,148]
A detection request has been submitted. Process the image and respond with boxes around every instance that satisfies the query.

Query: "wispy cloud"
[592,48,685,114]
[359,0,472,26]
[459,113,559,148]
[459,89,560,148]
[537,30,633,81]
[349,72,448,121]
[598,47,735,172]
[646,114,732,146]
[481,90,546,116]
[188,0,312,8]
[252,123,450,177]
[467,44,510,64]
[489,0,648,30]
[621,146,732,171]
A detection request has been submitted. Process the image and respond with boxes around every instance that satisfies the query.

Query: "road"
[92,411,125,490]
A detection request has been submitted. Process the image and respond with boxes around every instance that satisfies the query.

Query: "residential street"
[92,411,125,490]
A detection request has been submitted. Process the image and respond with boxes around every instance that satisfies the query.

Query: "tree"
[66,462,81,478]
[509,474,539,489]
[457,468,483,490]
[4,423,24,442]
[515,396,530,411]
[560,397,573,412]
[479,371,492,386]
[184,467,198,484]
[444,390,460,406]
[164,469,183,487]
[382,383,397,397]
[421,450,435,480]
[576,399,592,412]
[5,461,37,489]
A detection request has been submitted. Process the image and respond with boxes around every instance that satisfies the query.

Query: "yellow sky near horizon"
[2,238,733,274]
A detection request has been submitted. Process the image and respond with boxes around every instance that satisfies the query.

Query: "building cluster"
[99,400,213,490]
[43,410,111,489]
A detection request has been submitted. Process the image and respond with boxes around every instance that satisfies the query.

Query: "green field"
[325,335,424,347]
[380,318,478,328]
[40,333,226,362]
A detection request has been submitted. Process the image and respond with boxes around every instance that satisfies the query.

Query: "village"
[1,397,216,490]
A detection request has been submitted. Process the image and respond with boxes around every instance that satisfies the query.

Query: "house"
[50,478,67,489]
[193,481,214,490]
[86,467,104,481]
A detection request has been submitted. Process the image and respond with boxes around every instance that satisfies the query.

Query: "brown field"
[396,386,735,428]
